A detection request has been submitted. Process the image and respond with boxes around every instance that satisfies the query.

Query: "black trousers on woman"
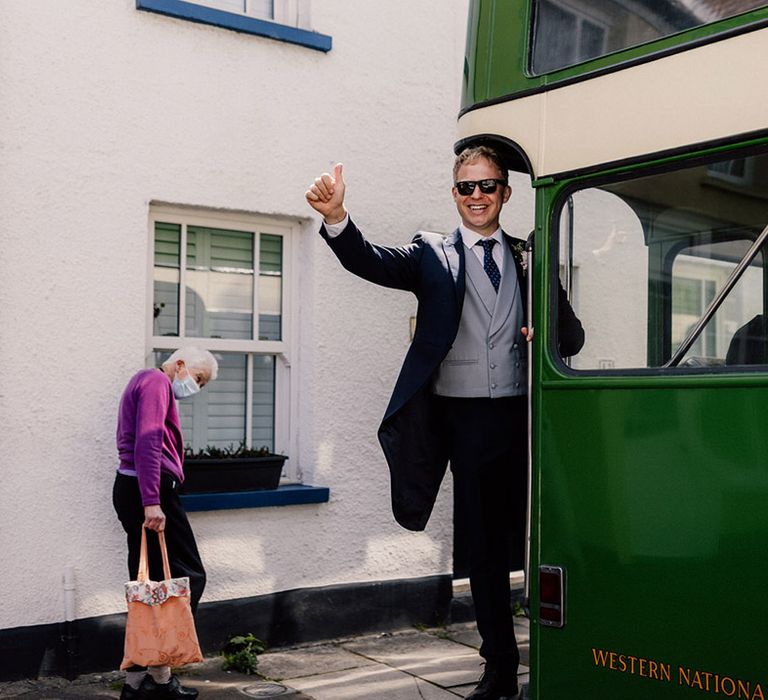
[113,472,206,614]
[437,395,526,672]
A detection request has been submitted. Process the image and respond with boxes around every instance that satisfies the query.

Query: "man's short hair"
[453,145,508,183]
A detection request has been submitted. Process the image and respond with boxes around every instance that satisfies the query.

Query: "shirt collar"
[459,224,504,250]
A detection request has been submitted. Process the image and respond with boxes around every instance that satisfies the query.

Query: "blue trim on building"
[180,483,330,511]
[136,0,332,52]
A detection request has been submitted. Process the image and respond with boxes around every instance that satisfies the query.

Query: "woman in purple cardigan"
[113,347,218,700]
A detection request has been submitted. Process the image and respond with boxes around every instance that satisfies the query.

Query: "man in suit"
[306,146,584,700]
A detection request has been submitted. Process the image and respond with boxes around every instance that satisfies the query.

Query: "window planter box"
[181,455,287,494]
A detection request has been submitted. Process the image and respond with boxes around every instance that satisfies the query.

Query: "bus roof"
[458,0,768,179]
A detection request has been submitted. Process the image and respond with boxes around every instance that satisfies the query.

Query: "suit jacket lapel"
[443,228,465,310]
[505,235,527,311]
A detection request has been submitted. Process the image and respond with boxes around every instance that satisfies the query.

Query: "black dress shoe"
[141,675,199,699]
[119,682,145,700]
[466,663,519,700]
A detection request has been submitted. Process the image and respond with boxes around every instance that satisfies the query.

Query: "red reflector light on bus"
[539,565,565,628]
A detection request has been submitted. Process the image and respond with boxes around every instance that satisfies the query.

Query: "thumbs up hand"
[305,163,347,224]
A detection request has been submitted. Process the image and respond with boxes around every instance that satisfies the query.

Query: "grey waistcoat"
[433,237,527,397]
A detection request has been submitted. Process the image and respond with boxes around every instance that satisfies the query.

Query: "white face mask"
[172,373,200,400]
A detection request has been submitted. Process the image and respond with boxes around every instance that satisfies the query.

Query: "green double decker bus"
[459,2,768,698]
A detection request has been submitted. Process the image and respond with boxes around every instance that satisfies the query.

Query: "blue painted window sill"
[136,0,332,52]
[180,484,330,512]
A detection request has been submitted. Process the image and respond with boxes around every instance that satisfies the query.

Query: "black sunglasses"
[454,179,508,196]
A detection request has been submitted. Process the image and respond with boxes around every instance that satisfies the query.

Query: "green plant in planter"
[220,633,267,675]
[181,441,287,493]
[184,441,274,460]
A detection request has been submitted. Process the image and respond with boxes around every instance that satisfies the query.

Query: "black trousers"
[437,395,526,670]
[113,472,206,614]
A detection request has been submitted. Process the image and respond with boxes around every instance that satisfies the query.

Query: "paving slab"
[0,687,115,700]
[286,664,461,699]
[452,674,528,700]
[340,630,483,688]
[442,618,530,666]
[0,621,532,700]
[440,618,529,646]
[257,644,376,681]
[451,684,523,699]
[452,685,488,699]
[441,623,482,650]
[0,674,123,699]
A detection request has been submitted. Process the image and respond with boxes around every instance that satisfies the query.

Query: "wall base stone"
[0,574,453,681]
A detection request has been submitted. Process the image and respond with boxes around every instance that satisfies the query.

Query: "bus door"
[531,146,768,699]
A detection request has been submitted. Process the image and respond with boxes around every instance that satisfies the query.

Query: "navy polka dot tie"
[478,239,501,292]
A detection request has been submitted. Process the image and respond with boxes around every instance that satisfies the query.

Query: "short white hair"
[161,346,219,381]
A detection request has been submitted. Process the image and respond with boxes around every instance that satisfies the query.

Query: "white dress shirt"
[322,213,350,238]
[458,224,505,274]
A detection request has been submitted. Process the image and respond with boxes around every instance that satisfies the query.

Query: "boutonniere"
[511,241,527,272]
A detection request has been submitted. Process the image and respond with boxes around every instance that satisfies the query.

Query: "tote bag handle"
[137,527,171,582]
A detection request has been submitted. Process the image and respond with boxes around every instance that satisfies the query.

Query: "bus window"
[531,0,767,74]
[555,150,768,371]
[557,187,649,370]
[671,239,763,366]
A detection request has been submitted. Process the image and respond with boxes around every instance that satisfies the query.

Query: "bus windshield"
[531,0,767,74]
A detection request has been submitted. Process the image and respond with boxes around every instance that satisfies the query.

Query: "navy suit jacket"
[322,218,584,531]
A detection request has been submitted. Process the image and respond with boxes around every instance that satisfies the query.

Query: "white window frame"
[274,0,311,30]
[147,204,301,481]
[186,0,312,29]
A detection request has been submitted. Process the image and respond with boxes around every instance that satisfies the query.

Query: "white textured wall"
[0,0,472,628]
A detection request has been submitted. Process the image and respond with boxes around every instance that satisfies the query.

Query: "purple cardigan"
[116,368,185,505]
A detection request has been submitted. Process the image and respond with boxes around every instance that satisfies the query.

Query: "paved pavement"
[0,619,529,700]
